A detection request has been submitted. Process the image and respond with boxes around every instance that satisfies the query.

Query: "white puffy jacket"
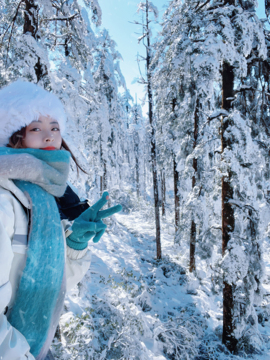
[0,178,92,360]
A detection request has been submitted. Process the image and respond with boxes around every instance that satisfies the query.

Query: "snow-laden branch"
[137,1,159,19]
[208,109,229,120]
[138,33,147,44]
[43,13,79,22]
[83,0,102,26]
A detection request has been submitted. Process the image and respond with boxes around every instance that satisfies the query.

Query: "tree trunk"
[190,98,199,273]
[161,170,166,216]
[103,161,107,190]
[146,0,161,259]
[103,160,110,206]
[24,0,38,38]
[24,0,46,81]
[190,220,196,271]
[143,150,146,199]
[173,156,180,236]
[221,61,237,353]
[100,175,103,196]
[171,98,180,238]
[100,137,107,196]
[134,127,140,198]
[136,156,140,198]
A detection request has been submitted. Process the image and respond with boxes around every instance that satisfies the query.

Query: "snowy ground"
[51,196,270,360]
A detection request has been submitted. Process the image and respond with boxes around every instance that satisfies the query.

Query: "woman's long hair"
[7,126,87,174]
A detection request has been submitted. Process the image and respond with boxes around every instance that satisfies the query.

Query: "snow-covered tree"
[153,0,267,353]
[90,29,129,195]
[136,0,161,259]
[129,102,146,198]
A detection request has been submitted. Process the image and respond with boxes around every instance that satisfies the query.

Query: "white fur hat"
[0,80,67,146]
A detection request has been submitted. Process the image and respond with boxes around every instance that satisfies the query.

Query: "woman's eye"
[52,127,60,131]
[30,128,40,132]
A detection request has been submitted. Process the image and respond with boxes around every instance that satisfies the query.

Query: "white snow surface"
[50,193,270,360]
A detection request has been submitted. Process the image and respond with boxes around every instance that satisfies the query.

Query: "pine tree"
[153,0,267,352]
[136,0,161,259]
[92,29,127,194]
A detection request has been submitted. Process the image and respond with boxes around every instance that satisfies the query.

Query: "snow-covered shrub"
[197,333,232,360]
[52,296,150,360]
[154,319,199,360]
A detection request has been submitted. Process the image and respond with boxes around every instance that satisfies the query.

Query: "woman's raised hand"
[81,191,122,221]
[66,192,122,249]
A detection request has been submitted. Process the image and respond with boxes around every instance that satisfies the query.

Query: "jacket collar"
[0,178,30,208]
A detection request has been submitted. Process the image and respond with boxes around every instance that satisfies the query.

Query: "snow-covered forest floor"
[51,188,270,360]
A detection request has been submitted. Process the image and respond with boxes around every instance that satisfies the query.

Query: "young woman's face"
[22,115,62,150]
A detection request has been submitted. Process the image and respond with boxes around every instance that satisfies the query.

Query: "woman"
[0,80,121,360]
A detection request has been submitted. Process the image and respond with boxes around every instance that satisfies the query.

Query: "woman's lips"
[41,146,56,150]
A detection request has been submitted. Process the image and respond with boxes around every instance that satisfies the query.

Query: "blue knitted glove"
[66,192,122,250]
[67,219,107,250]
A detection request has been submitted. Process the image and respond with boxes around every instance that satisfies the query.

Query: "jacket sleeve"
[0,193,35,360]
[61,220,92,292]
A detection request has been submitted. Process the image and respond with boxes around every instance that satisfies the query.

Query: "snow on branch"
[137,2,159,19]
[43,13,79,22]
[114,61,127,89]
[228,200,258,215]
[138,33,147,43]
[83,0,102,26]
[208,109,229,120]
[148,2,159,18]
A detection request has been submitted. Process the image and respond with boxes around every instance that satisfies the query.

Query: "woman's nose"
[44,133,54,142]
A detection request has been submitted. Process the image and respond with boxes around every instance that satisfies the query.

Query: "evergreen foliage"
[153,0,269,353]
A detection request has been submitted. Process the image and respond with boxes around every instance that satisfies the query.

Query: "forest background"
[1,0,270,359]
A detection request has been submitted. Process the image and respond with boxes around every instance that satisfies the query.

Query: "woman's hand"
[66,192,122,250]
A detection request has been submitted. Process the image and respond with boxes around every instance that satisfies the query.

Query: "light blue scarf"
[0,147,70,359]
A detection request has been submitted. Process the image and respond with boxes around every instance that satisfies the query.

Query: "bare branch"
[138,54,146,60]
[44,13,79,22]
[1,0,23,43]
[195,137,220,148]
[228,201,258,215]
[49,33,69,39]
[5,0,24,64]
[192,1,201,11]
[136,53,146,84]
[196,0,211,12]
[129,20,144,26]
[138,79,147,84]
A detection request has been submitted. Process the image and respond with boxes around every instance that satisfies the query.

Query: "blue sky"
[257,0,266,17]
[87,0,266,112]
[94,0,168,109]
